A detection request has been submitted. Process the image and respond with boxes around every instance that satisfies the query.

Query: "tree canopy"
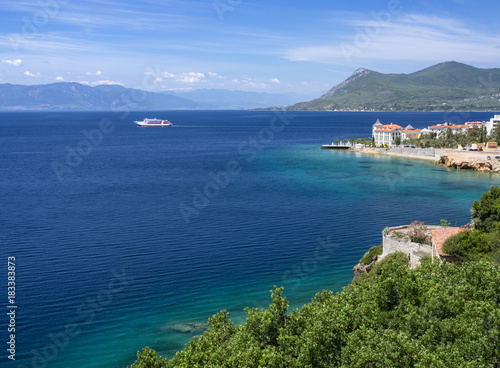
[472,186,500,232]
[129,187,500,367]
[128,254,500,367]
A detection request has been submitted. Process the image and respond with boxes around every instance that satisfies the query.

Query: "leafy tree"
[359,244,383,264]
[394,136,401,146]
[472,186,500,232]
[442,230,491,263]
[128,347,167,368]
[129,257,500,368]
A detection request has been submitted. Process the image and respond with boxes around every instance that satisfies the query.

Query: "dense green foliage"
[129,188,500,367]
[442,230,494,262]
[472,186,500,232]
[359,244,383,264]
[289,62,500,111]
[128,253,500,367]
[442,186,500,263]
[403,125,489,149]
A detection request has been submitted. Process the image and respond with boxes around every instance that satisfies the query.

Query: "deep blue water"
[1,110,499,368]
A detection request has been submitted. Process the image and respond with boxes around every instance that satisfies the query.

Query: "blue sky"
[1,0,499,95]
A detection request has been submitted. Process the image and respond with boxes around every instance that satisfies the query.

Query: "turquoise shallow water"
[1,111,498,368]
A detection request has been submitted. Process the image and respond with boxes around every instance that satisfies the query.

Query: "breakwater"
[436,152,500,173]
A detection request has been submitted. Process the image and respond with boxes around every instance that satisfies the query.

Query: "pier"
[321,141,352,149]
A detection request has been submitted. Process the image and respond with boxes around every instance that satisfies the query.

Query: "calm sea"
[1,110,498,368]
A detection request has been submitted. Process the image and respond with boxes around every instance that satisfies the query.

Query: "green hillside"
[289,62,500,111]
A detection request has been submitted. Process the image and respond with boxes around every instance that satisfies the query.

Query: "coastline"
[350,147,442,162]
[351,147,500,172]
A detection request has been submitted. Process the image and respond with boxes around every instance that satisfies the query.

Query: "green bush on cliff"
[442,230,492,262]
[472,186,500,232]
[359,244,383,264]
[443,186,500,262]
[127,253,500,367]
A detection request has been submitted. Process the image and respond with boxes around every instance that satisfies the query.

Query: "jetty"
[321,141,352,149]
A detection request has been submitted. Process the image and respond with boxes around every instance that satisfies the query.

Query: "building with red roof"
[372,121,402,147]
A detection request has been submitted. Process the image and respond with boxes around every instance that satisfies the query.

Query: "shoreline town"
[323,114,500,173]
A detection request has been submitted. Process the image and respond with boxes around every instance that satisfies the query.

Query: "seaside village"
[350,114,500,276]
[372,114,500,149]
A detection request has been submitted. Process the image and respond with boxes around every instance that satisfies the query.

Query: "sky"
[0,0,500,95]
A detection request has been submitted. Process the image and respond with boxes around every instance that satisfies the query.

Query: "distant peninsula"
[0,84,302,111]
[283,61,500,112]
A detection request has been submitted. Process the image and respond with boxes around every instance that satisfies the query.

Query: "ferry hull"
[134,118,172,127]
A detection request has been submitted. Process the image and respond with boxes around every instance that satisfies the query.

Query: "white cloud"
[77,80,124,86]
[93,80,124,86]
[208,72,225,79]
[244,81,268,89]
[55,76,64,81]
[86,71,104,76]
[2,59,22,66]
[270,78,280,84]
[284,13,500,66]
[176,72,205,83]
[24,71,40,77]
[167,87,193,92]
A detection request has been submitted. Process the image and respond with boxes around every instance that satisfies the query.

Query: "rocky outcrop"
[353,255,378,280]
[436,153,500,173]
[161,322,208,334]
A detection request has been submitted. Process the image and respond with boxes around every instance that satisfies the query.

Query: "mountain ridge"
[288,61,500,111]
[0,83,307,111]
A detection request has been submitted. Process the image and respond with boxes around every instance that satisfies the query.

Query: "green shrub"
[471,186,500,232]
[442,230,491,262]
[129,260,500,367]
[359,244,383,264]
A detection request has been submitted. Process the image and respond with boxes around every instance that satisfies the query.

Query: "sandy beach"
[352,147,440,162]
[352,147,500,172]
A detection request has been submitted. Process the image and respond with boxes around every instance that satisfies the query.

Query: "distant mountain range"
[287,62,500,111]
[3,62,499,111]
[162,89,305,109]
[0,83,312,111]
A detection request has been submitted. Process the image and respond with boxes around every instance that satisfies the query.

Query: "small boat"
[134,118,173,127]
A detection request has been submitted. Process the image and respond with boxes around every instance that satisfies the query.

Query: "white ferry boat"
[134,118,173,127]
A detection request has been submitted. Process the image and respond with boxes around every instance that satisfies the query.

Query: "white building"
[427,123,467,138]
[428,124,448,137]
[401,125,422,141]
[373,121,402,147]
[486,115,500,137]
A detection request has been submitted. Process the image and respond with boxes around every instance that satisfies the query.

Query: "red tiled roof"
[402,129,422,133]
[375,124,402,132]
[431,227,465,257]
[487,142,498,147]
[428,125,467,130]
